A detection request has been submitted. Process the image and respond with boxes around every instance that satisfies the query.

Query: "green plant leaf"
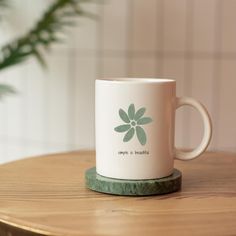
[114,124,131,133]
[0,0,95,71]
[137,117,152,125]
[33,49,47,68]
[0,84,16,99]
[134,107,146,121]
[136,126,146,145]
[123,127,134,142]
[119,109,130,123]
[128,103,135,120]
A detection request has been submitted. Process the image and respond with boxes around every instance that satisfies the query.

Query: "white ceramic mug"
[95,78,212,180]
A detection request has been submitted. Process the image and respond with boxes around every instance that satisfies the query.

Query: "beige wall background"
[0,0,235,163]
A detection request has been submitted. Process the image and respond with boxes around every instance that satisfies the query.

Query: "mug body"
[95,78,176,180]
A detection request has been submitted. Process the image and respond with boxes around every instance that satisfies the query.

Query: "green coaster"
[85,167,182,196]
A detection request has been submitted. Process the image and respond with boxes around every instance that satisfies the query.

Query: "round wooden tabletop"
[0,151,236,236]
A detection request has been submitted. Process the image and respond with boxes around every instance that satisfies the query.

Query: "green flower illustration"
[114,104,153,145]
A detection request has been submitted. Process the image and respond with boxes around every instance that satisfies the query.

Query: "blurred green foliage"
[0,0,94,98]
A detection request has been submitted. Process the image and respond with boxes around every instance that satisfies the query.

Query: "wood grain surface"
[0,151,235,236]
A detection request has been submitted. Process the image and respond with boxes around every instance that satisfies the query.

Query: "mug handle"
[174,97,212,160]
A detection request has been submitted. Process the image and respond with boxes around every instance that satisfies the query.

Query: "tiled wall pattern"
[0,0,235,163]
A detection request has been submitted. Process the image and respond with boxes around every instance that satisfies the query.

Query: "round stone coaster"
[85,167,182,196]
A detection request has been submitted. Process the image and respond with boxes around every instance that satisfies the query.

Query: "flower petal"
[123,127,135,142]
[114,124,131,132]
[119,109,130,123]
[136,126,147,145]
[128,104,135,120]
[137,117,152,125]
[134,107,146,121]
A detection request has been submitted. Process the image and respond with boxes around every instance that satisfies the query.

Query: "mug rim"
[96,78,176,84]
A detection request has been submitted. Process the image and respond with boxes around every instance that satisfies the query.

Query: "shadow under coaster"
[85,167,182,196]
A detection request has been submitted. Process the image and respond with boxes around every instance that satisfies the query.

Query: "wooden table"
[0,151,235,236]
